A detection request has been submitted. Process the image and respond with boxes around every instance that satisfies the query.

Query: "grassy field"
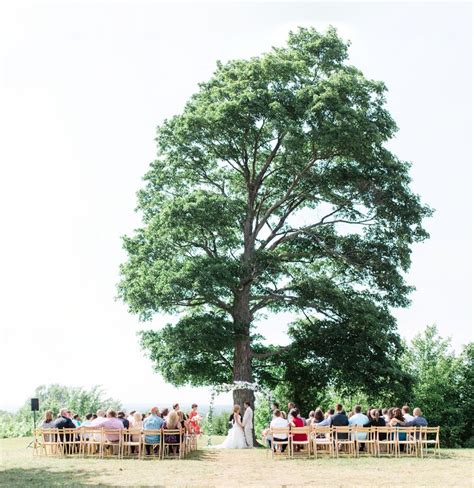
[0,436,472,487]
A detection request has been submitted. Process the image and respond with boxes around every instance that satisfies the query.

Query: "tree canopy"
[118,26,431,408]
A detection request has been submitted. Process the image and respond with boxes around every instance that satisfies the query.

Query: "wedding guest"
[188,404,201,435]
[289,408,307,451]
[382,408,390,423]
[91,414,98,421]
[127,410,136,425]
[129,411,143,452]
[404,408,428,427]
[331,404,349,441]
[41,410,55,429]
[402,405,414,422]
[101,410,124,442]
[367,409,386,440]
[287,403,296,422]
[143,407,164,455]
[81,413,93,428]
[72,414,81,427]
[161,408,169,419]
[316,408,334,427]
[53,408,76,429]
[117,411,129,429]
[269,410,289,452]
[349,405,370,445]
[312,408,325,425]
[164,410,181,454]
[90,410,107,428]
[306,411,315,426]
[271,402,280,412]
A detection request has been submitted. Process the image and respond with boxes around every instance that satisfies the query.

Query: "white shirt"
[403,413,414,422]
[270,417,289,439]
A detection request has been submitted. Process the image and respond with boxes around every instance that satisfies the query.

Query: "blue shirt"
[143,414,164,443]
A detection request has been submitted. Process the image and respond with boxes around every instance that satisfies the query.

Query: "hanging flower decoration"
[206,381,273,447]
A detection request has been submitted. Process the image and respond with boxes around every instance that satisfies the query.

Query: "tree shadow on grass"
[0,467,113,487]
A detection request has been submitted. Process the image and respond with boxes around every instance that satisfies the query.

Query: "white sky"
[0,1,472,411]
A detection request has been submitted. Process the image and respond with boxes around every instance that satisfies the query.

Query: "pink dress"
[188,410,201,434]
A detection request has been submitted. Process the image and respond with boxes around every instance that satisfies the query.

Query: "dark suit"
[330,412,349,440]
[53,416,77,452]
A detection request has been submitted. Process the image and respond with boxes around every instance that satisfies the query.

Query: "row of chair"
[33,427,198,460]
[265,426,441,459]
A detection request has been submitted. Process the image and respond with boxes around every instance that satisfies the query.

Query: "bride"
[213,405,248,449]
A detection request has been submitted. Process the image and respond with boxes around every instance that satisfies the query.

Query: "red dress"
[291,416,307,442]
[188,410,201,435]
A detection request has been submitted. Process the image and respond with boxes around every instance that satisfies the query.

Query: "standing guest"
[188,404,202,435]
[269,410,289,452]
[289,408,307,452]
[143,407,164,455]
[117,411,129,429]
[402,405,414,422]
[404,408,428,427]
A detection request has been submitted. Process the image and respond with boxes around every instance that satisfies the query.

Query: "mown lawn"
[0,436,472,487]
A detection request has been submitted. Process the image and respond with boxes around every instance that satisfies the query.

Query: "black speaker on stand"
[27,398,39,449]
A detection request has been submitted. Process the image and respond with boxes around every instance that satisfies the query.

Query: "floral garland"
[206,381,273,447]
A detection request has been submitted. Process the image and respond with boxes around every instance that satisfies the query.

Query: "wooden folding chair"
[162,428,184,459]
[418,427,440,458]
[102,429,122,457]
[353,426,376,457]
[269,428,290,459]
[142,429,162,459]
[59,428,81,456]
[120,429,141,458]
[394,427,418,457]
[289,426,311,458]
[311,426,333,458]
[332,426,355,458]
[81,428,103,457]
[33,429,42,456]
[375,427,396,456]
[40,428,62,456]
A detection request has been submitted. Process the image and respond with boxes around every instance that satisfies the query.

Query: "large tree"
[118,27,431,428]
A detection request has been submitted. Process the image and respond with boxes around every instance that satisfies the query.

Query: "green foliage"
[0,385,122,438]
[254,394,273,436]
[201,411,232,436]
[402,326,473,448]
[118,26,431,403]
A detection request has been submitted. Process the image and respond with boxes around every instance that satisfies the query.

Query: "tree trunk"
[232,288,258,446]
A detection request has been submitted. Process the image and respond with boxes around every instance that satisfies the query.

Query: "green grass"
[0,436,473,487]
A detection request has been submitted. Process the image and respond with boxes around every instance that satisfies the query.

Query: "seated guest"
[81,413,93,428]
[382,408,390,423]
[315,408,334,427]
[164,410,181,454]
[53,408,76,429]
[72,414,81,427]
[349,405,370,441]
[368,409,386,440]
[101,409,124,442]
[389,408,405,427]
[160,408,169,419]
[269,409,289,452]
[271,402,279,412]
[130,411,143,450]
[90,409,107,428]
[289,408,307,451]
[143,407,164,455]
[402,405,414,422]
[306,410,315,426]
[287,402,296,422]
[404,407,428,427]
[117,411,129,429]
[41,410,55,429]
[330,404,349,440]
[127,410,136,425]
[312,408,325,425]
[173,403,187,421]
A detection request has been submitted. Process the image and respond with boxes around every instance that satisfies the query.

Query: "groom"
[242,401,253,448]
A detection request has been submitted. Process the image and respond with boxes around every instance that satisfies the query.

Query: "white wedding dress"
[213,413,248,449]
